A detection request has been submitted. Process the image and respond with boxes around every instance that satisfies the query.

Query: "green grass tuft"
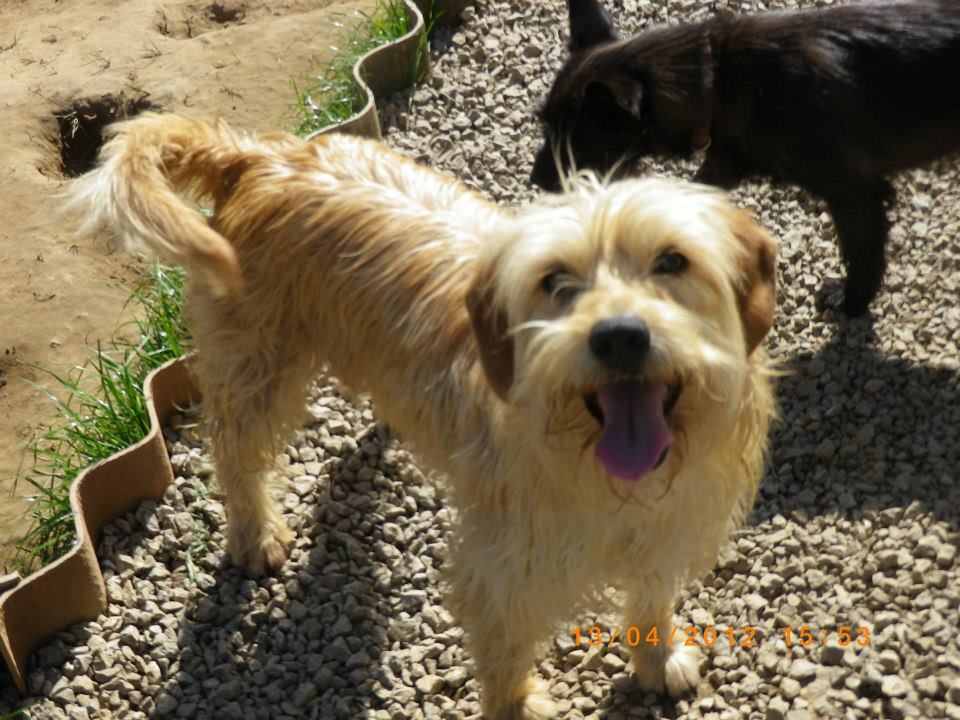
[292,0,413,136]
[0,702,33,719]
[12,265,189,572]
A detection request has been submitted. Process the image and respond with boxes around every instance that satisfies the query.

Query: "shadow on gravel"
[754,315,959,531]
[598,685,693,720]
[150,433,398,720]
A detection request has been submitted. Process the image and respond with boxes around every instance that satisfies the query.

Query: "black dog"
[532,0,960,316]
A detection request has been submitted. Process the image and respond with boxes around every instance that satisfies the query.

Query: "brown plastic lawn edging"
[0,0,471,695]
[0,358,199,694]
[305,0,471,142]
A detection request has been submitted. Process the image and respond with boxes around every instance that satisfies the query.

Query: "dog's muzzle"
[584,315,683,482]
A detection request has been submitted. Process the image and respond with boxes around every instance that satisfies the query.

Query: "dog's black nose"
[589,315,650,374]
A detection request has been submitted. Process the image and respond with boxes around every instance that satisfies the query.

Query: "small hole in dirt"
[209,1,245,24]
[54,94,161,178]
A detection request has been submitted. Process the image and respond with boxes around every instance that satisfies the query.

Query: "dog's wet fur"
[533,0,960,316]
[70,113,777,717]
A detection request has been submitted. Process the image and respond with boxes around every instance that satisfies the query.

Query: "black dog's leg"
[694,145,747,189]
[825,181,894,317]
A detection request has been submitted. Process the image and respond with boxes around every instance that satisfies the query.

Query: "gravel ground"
[3,1,959,718]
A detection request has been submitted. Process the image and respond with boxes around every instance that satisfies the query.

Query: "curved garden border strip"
[0,0,471,695]
[306,0,472,142]
[0,358,199,694]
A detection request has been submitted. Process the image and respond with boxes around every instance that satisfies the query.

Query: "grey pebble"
[415,675,445,694]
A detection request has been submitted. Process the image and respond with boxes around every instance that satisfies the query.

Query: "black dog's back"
[710,0,960,184]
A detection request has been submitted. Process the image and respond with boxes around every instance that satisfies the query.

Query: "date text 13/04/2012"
[571,625,872,649]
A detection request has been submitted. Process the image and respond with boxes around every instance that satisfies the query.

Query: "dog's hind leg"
[193,336,316,575]
[825,181,894,317]
[624,593,701,697]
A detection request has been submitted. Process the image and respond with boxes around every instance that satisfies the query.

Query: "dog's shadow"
[147,425,428,719]
[755,315,960,530]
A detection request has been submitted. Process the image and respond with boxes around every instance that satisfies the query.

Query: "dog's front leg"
[824,181,893,316]
[448,534,561,719]
[623,593,701,698]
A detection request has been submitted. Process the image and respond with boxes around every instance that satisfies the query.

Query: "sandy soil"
[0,0,375,566]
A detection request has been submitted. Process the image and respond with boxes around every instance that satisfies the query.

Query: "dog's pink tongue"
[595,380,672,482]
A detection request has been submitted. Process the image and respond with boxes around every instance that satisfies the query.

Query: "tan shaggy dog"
[70,113,777,718]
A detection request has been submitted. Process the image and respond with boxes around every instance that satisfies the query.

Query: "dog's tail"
[66,112,246,296]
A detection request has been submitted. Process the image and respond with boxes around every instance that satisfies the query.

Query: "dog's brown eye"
[653,251,689,275]
[540,268,579,303]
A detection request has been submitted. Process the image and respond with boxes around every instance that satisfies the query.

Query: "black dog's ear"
[584,76,643,120]
[568,0,618,52]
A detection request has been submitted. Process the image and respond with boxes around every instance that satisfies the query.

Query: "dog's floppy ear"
[568,0,618,52]
[725,209,777,355]
[466,259,515,400]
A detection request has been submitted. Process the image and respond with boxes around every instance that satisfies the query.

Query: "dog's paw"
[228,519,294,575]
[634,644,701,697]
[483,678,556,720]
[520,678,557,720]
[663,644,701,696]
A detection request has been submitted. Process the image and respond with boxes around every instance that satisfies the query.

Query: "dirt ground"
[0,0,375,567]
